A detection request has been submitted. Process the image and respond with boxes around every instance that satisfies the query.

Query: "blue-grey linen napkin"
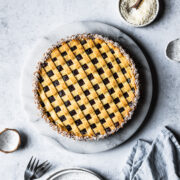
[120,127,180,180]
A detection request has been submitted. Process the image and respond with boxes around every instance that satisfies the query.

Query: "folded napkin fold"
[120,127,180,180]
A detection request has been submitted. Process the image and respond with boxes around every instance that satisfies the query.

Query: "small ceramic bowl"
[0,128,21,153]
[118,0,160,27]
[165,38,180,62]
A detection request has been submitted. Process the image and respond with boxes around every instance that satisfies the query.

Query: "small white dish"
[166,38,180,62]
[0,128,21,153]
[47,168,103,180]
[118,0,160,27]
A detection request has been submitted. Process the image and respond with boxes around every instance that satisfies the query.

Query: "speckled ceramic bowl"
[118,0,160,27]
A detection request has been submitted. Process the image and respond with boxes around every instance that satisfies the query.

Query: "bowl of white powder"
[119,0,159,27]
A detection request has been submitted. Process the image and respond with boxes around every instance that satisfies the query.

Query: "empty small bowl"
[166,38,180,62]
[0,128,21,153]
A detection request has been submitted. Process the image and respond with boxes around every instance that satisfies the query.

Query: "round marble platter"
[21,21,153,154]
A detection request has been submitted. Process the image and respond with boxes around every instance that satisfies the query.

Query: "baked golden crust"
[33,34,139,140]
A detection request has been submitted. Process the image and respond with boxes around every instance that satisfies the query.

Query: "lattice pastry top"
[33,34,139,140]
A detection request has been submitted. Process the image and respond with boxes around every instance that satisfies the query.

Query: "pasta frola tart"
[33,34,139,140]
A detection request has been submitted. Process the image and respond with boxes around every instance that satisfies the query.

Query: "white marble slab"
[21,22,152,153]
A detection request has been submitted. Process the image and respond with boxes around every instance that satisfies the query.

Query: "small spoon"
[0,128,21,153]
[130,0,143,9]
[166,38,180,62]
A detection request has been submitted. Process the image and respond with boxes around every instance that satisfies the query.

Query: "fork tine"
[34,159,39,171]
[37,160,48,169]
[44,162,50,167]
[36,161,49,174]
[36,164,52,177]
[27,156,33,169]
[30,157,36,171]
[42,164,52,174]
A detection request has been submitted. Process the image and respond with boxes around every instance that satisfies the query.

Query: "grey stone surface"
[0,0,180,179]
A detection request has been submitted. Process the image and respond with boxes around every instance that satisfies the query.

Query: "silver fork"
[24,156,51,180]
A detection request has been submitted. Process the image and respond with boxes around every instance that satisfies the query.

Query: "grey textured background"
[0,0,180,179]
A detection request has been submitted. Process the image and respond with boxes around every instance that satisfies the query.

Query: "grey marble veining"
[0,0,180,179]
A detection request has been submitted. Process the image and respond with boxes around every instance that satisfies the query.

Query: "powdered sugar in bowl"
[119,0,159,27]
